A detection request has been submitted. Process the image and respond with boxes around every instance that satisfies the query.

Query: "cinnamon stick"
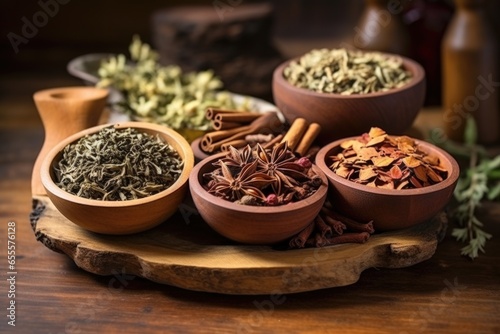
[321,207,375,234]
[214,112,262,123]
[281,118,309,151]
[262,134,284,150]
[220,139,248,151]
[320,213,346,235]
[295,123,321,156]
[314,215,332,238]
[205,108,242,120]
[212,120,241,131]
[201,125,249,152]
[203,112,281,153]
[288,221,315,249]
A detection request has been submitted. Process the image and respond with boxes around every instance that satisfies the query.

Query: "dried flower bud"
[237,195,259,206]
[265,194,279,206]
[296,157,312,168]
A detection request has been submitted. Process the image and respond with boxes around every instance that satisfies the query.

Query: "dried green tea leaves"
[329,128,448,189]
[54,126,184,201]
[98,35,249,131]
[283,48,412,95]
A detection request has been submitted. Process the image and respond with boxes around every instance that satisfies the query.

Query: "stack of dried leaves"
[283,48,412,95]
[54,126,184,201]
[329,127,448,189]
[203,142,323,206]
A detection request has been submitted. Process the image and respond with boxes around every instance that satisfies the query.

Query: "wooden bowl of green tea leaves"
[272,48,426,144]
[40,122,194,235]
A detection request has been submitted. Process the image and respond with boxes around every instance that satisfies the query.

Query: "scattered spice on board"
[283,48,412,95]
[202,142,323,206]
[328,127,448,189]
[54,126,184,201]
[287,201,375,249]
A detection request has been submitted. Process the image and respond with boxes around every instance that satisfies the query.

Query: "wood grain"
[2,70,500,334]
[32,195,445,295]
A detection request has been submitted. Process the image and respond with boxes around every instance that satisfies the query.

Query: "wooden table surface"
[1,73,499,334]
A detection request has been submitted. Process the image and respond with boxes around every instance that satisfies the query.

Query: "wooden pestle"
[31,87,109,196]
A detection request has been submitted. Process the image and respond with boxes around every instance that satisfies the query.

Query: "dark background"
[1,0,500,105]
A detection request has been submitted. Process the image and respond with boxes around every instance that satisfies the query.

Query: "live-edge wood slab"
[31,195,447,295]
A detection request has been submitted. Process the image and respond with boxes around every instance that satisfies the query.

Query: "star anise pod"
[207,159,274,202]
[214,145,254,170]
[255,142,311,196]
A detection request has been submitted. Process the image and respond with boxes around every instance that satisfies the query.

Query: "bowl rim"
[273,51,425,99]
[315,135,460,196]
[40,121,194,207]
[189,152,329,214]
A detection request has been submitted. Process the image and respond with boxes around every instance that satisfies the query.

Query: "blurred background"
[1,0,499,118]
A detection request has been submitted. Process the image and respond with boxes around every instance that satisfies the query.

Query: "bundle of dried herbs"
[284,48,412,95]
[203,142,323,206]
[97,35,249,131]
[432,117,500,259]
[329,127,448,189]
[54,126,184,201]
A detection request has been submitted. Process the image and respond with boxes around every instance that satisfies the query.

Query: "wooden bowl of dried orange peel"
[315,127,460,231]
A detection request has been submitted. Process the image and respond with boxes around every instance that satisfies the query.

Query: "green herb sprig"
[433,117,500,259]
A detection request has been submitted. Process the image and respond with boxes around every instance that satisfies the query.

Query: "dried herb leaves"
[284,48,412,95]
[98,35,250,131]
[203,143,322,206]
[329,128,448,190]
[54,126,184,201]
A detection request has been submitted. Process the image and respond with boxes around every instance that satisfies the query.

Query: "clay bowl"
[40,122,194,235]
[189,154,329,244]
[315,137,459,231]
[272,52,426,144]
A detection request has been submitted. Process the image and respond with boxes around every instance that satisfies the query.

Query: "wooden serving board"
[31,195,447,295]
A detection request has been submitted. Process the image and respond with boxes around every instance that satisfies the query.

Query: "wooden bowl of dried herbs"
[40,122,194,235]
[272,48,425,144]
[315,127,459,231]
[189,143,329,244]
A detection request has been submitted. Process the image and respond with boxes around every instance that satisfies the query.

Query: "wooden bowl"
[315,137,459,231]
[189,154,329,244]
[272,53,426,144]
[40,122,194,235]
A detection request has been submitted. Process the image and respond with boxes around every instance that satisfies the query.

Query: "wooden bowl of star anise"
[315,127,460,231]
[189,143,329,244]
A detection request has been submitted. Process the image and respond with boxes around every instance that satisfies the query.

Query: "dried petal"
[414,165,428,182]
[368,127,387,138]
[366,135,387,147]
[372,156,394,167]
[389,165,403,180]
[359,168,377,181]
[403,156,421,168]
